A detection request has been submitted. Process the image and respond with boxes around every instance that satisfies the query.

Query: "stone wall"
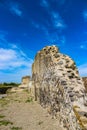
[32,46,87,130]
[82,77,87,92]
[19,76,31,88]
[22,76,30,85]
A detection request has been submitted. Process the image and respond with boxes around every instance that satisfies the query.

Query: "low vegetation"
[11,126,22,130]
[0,98,9,107]
[25,97,33,103]
[0,82,20,88]
[0,82,20,94]
[0,120,13,126]
[0,115,5,118]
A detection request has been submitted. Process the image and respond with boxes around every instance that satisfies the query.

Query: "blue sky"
[0,0,87,83]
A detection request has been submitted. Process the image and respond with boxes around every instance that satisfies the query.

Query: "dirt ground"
[0,90,64,130]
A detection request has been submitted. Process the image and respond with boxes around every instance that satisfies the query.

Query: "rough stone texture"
[83,77,87,92]
[32,45,87,130]
[19,76,31,88]
[22,76,30,85]
[28,80,35,99]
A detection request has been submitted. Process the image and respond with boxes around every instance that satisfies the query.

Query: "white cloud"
[0,32,33,83]
[0,46,33,83]
[0,47,33,70]
[9,2,22,17]
[0,48,16,61]
[78,63,87,77]
[83,10,87,21]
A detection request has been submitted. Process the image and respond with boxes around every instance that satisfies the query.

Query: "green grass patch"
[0,115,5,118]
[25,97,33,103]
[0,98,9,107]
[0,120,13,126]
[11,126,22,130]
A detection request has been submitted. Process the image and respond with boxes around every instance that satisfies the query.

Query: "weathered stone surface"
[83,77,87,92]
[22,76,30,85]
[32,45,87,130]
[19,76,31,88]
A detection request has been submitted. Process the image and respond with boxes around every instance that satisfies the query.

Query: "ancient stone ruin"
[32,45,87,130]
[19,76,31,88]
[83,77,87,92]
[22,76,30,84]
[11,76,31,92]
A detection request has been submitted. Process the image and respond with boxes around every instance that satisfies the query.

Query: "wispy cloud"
[9,2,22,17]
[32,22,41,29]
[32,0,67,45]
[0,47,33,70]
[32,21,49,36]
[40,0,66,8]
[83,10,87,22]
[40,0,49,8]
[32,20,66,45]
[40,0,66,30]
[0,32,33,82]
[0,31,8,44]
[0,46,33,82]
[0,67,32,83]
[78,63,87,76]
[32,11,66,43]
[60,36,66,45]
[51,12,66,29]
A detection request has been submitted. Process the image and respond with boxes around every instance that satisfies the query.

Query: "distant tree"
[2,82,20,87]
[3,82,8,86]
